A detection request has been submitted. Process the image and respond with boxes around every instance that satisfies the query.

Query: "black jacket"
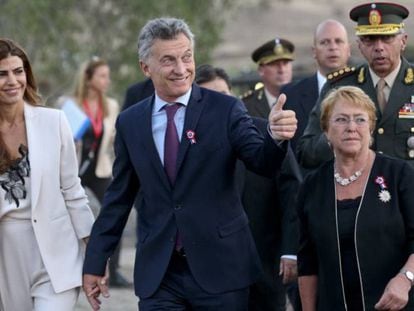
[298,153,414,310]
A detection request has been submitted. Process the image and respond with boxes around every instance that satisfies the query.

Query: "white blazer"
[24,103,95,293]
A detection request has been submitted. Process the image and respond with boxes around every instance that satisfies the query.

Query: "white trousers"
[0,220,79,311]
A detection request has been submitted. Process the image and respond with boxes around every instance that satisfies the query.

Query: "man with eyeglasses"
[297,2,414,168]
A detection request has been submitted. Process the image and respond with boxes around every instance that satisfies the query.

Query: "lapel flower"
[186,130,196,144]
[375,176,391,203]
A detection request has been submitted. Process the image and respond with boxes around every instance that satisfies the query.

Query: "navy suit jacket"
[83,85,287,298]
[282,74,319,153]
[122,78,155,111]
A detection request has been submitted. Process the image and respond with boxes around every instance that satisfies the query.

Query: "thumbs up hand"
[268,93,297,141]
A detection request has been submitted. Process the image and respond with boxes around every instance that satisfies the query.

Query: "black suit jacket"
[298,153,414,310]
[282,74,319,153]
[122,78,155,111]
[84,85,287,298]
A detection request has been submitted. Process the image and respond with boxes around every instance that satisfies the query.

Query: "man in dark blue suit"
[82,17,297,310]
[283,19,350,153]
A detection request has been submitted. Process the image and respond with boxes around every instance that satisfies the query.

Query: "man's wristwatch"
[400,269,414,286]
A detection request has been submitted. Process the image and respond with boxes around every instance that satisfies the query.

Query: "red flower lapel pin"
[375,176,391,203]
[186,130,196,144]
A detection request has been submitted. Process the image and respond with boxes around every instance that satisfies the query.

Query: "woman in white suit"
[0,38,95,310]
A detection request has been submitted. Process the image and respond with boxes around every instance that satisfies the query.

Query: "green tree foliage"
[0,0,234,104]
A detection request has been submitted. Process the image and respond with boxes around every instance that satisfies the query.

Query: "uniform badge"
[398,103,414,119]
[404,68,414,84]
[274,38,283,55]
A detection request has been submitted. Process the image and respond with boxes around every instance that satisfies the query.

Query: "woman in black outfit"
[297,86,414,310]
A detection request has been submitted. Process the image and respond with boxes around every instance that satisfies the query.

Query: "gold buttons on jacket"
[378,128,384,134]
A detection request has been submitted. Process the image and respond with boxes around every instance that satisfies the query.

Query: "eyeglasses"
[359,35,398,46]
[331,116,369,127]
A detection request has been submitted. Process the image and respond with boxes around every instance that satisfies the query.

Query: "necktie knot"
[164,103,180,121]
[377,78,386,91]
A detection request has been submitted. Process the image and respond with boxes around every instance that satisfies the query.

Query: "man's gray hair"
[138,17,195,62]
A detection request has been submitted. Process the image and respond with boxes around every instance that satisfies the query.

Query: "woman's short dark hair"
[195,64,231,90]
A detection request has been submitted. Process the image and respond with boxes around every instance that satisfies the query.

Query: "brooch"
[186,130,196,144]
[375,176,391,203]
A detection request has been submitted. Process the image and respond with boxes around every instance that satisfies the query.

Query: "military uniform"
[298,2,414,168]
[242,37,295,118]
[241,38,299,311]
[242,86,270,118]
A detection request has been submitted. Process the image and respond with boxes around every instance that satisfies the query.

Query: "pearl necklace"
[334,169,363,186]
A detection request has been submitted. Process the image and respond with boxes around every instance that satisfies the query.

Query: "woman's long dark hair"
[0,38,42,173]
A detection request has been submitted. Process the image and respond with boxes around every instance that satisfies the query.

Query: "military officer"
[297,2,414,169]
[241,37,298,311]
[243,38,295,118]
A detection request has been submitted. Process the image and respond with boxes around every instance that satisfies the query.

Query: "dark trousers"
[139,251,249,311]
[248,272,286,311]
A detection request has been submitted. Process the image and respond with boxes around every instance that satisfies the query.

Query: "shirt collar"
[369,59,401,88]
[264,88,277,108]
[154,87,192,112]
[316,70,327,94]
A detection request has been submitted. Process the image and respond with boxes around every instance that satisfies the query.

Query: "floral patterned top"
[0,145,30,210]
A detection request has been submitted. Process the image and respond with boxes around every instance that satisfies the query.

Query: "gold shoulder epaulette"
[327,66,356,83]
[241,89,254,99]
[254,82,264,91]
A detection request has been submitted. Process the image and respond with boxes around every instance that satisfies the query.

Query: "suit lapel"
[256,94,270,118]
[176,86,205,178]
[299,75,319,117]
[138,96,172,190]
[24,104,42,210]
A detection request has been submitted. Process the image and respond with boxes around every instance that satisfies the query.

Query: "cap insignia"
[358,67,365,84]
[369,9,382,26]
[274,38,284,55]
[404,68,414,85]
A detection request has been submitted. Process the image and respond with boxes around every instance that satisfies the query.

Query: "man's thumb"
[273,93,287,111]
